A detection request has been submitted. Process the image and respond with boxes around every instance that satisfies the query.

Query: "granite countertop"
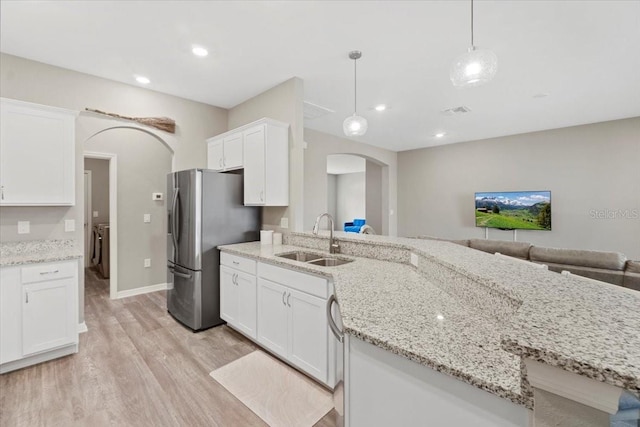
[0,240,82,266]
[220,232,640,408]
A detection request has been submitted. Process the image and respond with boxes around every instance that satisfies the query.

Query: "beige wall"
[228,77,304,231]
[304,128,398,235]
[366,160,383,234]
[0,53,228,322]
[86,128,171,292]
[397,117,640,259]
[84,158,110,224]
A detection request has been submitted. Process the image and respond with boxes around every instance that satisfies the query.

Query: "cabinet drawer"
[21,261,76,284]
[221,252,256,275]
[258,262,328,299]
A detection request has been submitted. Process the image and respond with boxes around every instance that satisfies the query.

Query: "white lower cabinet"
[219,252,334,387]
[257,263,329,385]
[0,260,79,374]
[220,265,257,339]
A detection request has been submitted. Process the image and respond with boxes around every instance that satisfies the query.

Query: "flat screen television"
[475,191,551,230]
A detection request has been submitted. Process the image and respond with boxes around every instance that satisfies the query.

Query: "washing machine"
[92,223,110,279]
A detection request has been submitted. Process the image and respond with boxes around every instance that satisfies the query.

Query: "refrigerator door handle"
[171,187,180,260]
[168,265,192,280]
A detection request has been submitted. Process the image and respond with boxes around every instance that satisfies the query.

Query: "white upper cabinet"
[0,98,77,206]
[206,118,289,206]
[206,132,243,172]
[242,120,289,206]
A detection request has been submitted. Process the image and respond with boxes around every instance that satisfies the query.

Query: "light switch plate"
[93,211,99,218]
[280,217,289,229]
[17,221,30,234]
[144,214,151,223]
[65,219,75,232]
[144,258,151,268]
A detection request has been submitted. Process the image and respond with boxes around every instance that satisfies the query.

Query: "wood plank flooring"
[0,268,338,427]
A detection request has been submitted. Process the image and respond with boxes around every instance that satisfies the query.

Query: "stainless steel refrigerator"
[167,169,260,331]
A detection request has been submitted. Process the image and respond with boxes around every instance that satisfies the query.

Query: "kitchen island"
[219,231,640,426]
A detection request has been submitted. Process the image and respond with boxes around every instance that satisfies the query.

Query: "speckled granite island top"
[220,232,640,408]
[0,239,82,266]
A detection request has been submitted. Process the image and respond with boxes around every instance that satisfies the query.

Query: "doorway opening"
[83,152,117,299]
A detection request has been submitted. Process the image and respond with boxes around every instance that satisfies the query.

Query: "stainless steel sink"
[307,258,353,267]
[276,251,324,262]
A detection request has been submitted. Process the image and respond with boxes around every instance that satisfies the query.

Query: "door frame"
[83,151,118,300]
[84,170,92,268]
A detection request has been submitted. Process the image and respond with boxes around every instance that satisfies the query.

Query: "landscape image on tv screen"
[475,191,551,230]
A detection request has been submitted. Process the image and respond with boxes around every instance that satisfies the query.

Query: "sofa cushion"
[530,246,627,271]
[545,263,626,286]
[624,261,640,291]
[415,236,470,247]
[469,239,532,260]
[625,260,640,274]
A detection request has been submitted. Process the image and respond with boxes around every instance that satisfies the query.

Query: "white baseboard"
[78,322,88,333]
[116,282,168,299]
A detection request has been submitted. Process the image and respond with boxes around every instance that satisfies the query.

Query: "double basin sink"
[276,251,353,267]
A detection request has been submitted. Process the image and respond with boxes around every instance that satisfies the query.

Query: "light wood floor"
[0,268,338,427]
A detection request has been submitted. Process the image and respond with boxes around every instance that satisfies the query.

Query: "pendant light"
[450,0,498,88]
[343,50,368,137]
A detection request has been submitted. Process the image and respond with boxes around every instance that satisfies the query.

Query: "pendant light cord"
[470,0,474,47]
[353,57,357,113]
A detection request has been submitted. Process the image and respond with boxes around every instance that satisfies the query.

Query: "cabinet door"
[223,133,243,170]
[220,266,238,325]
[207,138,225,171]
[257,278,288,358]
[22,278,77,355]
[288,288,328,382]
[236,271,257,339]
[243,125,266,205]
[0,267,22,364]
[0,99,76,205]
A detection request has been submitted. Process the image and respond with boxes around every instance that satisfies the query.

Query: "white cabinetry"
[0,98,77,206]
[0,260,79,374]
[206,118,289,206]
[220,253,257,339]
[243,122,289,206]
[206,132,243,172]
[257,262,329,384]
[219,252,335,387]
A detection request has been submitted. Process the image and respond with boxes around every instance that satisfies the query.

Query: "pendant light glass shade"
[450,46,498,88]
[450,0,497,88]
[343,114,368,136]
[344,50,367,137]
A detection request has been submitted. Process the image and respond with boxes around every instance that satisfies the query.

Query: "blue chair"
[344,218,366,233]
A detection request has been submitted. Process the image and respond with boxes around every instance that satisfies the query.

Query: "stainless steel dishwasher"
[327,294,345,427]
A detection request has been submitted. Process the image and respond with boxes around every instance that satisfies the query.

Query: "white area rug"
[210,350,333,427]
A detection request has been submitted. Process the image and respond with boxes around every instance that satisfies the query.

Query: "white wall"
[397,117,640,259]
[366,160,383,234]
[227,77,304,231]
[84,158,109,224]
[304,128,398,235]
[336,172,366,230]
[0,53,228,322]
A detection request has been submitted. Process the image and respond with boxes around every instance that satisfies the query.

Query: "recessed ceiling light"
[374,104,387,112]
[434,132,446,138]
[135,75,150,85]
[192,46,208,57]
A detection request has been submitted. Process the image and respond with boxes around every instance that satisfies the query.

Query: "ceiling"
[1,1,639,152]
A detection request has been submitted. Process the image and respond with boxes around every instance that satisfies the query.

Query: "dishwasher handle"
[327,294,344,343]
